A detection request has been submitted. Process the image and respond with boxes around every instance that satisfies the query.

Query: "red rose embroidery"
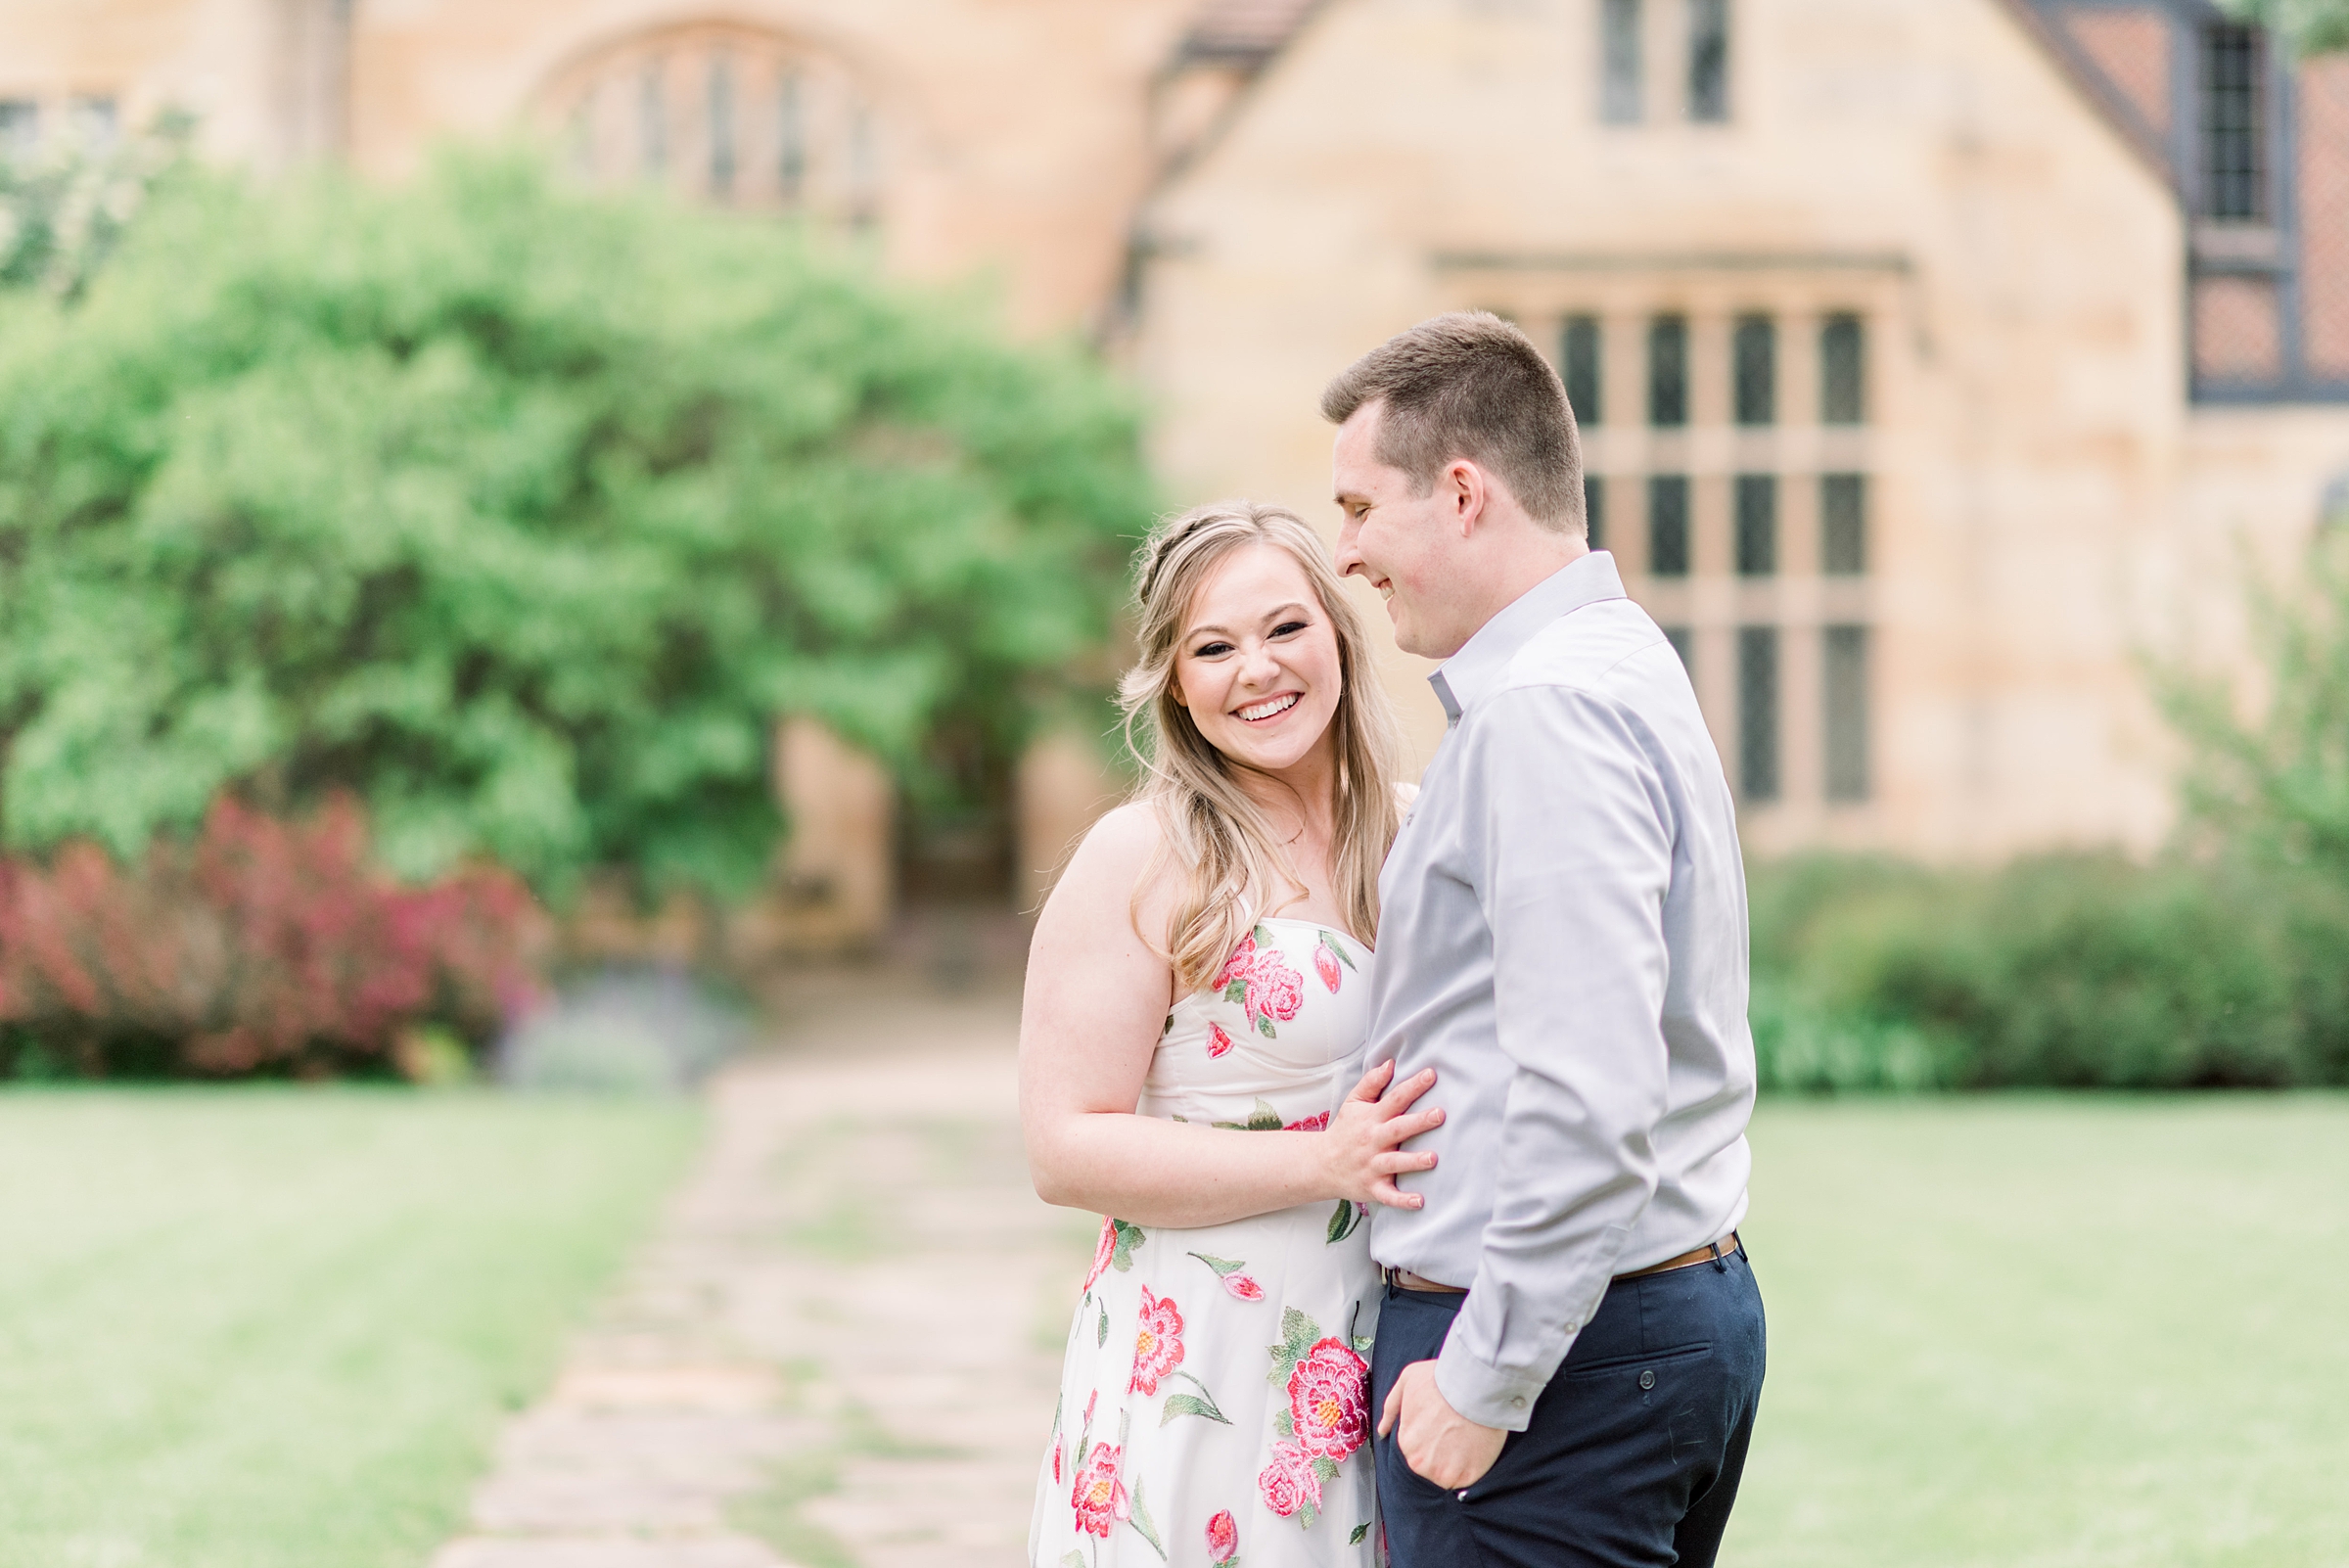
[1283,1112,1329,1132]
[1248,953,1304,1029]
[1287,1337,1371,1460]
[1206,1508,1239,1562]
[1257,1439,1321,1518]
[1071,1441,1128,1537]
[1212,934,1258,992]
[1313,943,1343,992]
[1083,1216,1116,1292]
[1206,1022,1235,1059]
[1222,1272,1265,1301]
[1052,1440,1063,1483]
[1129,1286,1185,1394]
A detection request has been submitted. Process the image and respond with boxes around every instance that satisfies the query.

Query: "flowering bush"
[0,794,545,1077]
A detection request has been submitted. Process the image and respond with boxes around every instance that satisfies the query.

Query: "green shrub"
[1748,854,2349,1090]
[0,150,1151,902]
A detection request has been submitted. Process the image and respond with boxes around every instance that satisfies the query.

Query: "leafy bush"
[1748,853,2349,1091]
[0,150,1150,901]
[0,797,543,1078]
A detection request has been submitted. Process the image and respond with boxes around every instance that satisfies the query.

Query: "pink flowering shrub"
[0,794,546,1076]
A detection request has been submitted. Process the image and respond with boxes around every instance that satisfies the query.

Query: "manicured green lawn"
[0,1088,697,1568]
[1732,1095,2349,1568]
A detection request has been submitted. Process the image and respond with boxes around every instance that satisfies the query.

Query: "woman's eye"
[1272,622,1309,638]
[1193,641,1232,659]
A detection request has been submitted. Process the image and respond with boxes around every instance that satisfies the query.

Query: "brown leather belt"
[1384,1233,1740,1295]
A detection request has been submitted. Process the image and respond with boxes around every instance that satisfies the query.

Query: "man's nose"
[1333,524,1362,577]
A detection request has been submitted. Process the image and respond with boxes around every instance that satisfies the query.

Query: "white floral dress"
[1031,918,1380,1568]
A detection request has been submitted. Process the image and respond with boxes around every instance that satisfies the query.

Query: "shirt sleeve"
[1432,682,1677,1431]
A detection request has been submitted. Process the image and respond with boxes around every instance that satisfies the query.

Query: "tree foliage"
[2158,529,2349,874]
[0,152,1152,899]
[2221,0,2349,55]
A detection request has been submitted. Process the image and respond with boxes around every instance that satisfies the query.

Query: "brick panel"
[2194,276,2284,382]
[2300,55,2349,379]
[2064,8,2173,138]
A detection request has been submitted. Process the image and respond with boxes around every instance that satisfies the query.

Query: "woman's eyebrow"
[1183,603,1313,642]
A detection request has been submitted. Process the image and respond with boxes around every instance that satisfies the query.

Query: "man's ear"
[1449,460,1486,536]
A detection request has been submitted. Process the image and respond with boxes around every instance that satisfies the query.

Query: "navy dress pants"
[1371,1245,1766,1568]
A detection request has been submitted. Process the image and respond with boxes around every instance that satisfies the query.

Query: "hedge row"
[1748,854,2349,1092]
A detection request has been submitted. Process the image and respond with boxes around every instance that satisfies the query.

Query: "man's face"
[1331,403,1469,659]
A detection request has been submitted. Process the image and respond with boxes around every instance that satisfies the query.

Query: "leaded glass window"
[1649,315,1688,428]
[1738,626,1780,802]
[1648,475,1690,576]
[1563,315,1603,426]
[1735,475,1776,576]
[1688,0,1730,122]
[1603,0,1644,124]
[1824,624,1870,801]
[1733,313,1774,425]
[1821,314,1865,426]
[1821,474,1866,575]
[2203,25,2263,221]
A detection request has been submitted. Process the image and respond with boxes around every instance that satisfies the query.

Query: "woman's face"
[1172,542,1345,779]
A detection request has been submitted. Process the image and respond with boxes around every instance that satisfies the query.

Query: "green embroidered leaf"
[1273,1407,1294,1437]
[1282,1306,1321,1349]
[1111,1218,1147,1270]
[1187,1251,1246,1276]
[1222,979,1249,1006]
[1220,1099,1283,1131]
[1159,1394,1233,1426]
[1325,1197,1358,1246]
[1163,1012,1174,1035]
[1171,1114,1188,1123]
[1298,1498,1319,1531]
[1096,1303,1108,1347]
[1062,1553,1086,1568]
[1312,1455,1340,1484]
[1253,923,1275,946]
[1256,1014,1277,1039]
[1351,1522,1372,1545]
[1127,1479,1169,1559]
[1318,932,1359,971]
[1351,1335,1374,1358]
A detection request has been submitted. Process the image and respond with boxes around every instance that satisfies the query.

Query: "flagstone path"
[431,969,1096,1568]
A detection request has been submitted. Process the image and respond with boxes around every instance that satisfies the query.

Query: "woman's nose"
[1238,643,1282,686]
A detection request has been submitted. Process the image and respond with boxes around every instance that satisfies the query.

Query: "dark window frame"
[1820,314,1865,426]
[1687,0,1730,123]
[1734,474,1776,576]
[1733,313,1775,426]
[1648,314,1689,428]
[1602,0,1645,124]
[1821,473,1867,576]
[1562,315,1604,427]
[1647,474,1691,577]
[1737,625,1780,803]
[2201,23,2265,223]
[1824,624,1870,802]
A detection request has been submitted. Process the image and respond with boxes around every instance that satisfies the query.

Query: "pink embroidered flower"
[1206,1022,1235,1059]
[1129,1286,1185,1394]
[1052,1440,1063,1484]
[1257,1439,1321,1518]
[1283,1112,1329,1132]
[1083,1217,1116,1292]
[1071,1442,1128,1537]
[1211,934,1258,992]
[1313,942,1343,992]
[1248,952,1304,1029]
[1222,1273,1265,1301]
[1288,1337,1371,1460]
[1206,1508,1239,1562]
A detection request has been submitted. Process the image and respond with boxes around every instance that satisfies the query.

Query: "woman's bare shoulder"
[1046,803,1165,912]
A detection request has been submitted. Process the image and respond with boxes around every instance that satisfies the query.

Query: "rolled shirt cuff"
[1431,1328,1557,1434]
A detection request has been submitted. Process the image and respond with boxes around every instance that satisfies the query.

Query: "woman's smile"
[1237,691,1303,722]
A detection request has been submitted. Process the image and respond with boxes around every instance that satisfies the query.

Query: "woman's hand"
[1318,1059,1443,1208]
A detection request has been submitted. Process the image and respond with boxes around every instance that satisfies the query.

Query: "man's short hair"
[1319,310,1585,534]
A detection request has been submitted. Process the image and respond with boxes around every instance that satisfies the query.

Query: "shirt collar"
[1428,551,1627,724]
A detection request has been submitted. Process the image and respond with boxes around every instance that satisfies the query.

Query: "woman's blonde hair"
[1119,500,1407,992]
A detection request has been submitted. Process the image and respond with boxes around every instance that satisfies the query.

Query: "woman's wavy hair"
[1118,500,1407,992]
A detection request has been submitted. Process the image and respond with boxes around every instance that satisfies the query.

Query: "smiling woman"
[1019,501,1438,1565]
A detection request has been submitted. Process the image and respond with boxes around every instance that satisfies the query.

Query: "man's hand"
[1376,1360,1507,1491]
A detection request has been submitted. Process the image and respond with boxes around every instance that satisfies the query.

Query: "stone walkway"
[432,971,1095,1568]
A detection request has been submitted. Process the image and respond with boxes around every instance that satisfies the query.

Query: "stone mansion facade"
[6,0,2347,926]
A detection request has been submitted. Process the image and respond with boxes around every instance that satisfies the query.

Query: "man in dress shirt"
[1322,312,1765,1568]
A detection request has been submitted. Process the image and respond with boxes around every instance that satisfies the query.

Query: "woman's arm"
[1018,804,1440,1228]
